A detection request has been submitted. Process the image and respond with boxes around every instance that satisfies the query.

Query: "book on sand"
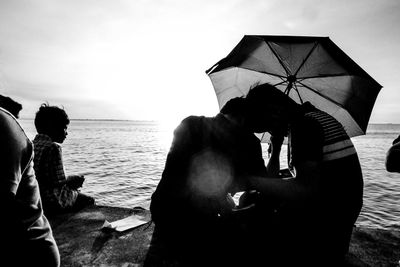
[102,214,149,232]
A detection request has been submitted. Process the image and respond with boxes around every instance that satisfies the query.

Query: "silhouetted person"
[148,95,281,266]
[242,83,363,266]
[385,134,400,172]
[33,103,95,215]
[0,100,60,266]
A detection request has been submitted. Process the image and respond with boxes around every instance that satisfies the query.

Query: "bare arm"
[266,135,284,177]
[249,159,321,203]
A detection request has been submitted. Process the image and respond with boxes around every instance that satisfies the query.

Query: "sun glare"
[156,117,182,150]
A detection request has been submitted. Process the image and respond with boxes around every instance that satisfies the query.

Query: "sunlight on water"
[18,120,400,230]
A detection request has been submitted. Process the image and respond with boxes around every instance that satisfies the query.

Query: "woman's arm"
[266,135,284,177]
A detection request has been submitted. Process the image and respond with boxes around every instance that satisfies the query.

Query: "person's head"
[34,103,70,143]
[244,83,299,135]
[220,97,247,118]
[0,95,23,118]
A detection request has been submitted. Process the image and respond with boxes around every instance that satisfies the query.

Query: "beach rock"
[49,205,400,267]
[346,226,400,266]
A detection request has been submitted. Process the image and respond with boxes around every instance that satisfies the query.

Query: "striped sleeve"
[305,111,356,162]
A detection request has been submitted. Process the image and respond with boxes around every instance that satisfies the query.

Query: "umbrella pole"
[293,84,304,104]
[284,82,293,95]
[284,75,296,95]
[284,76,303,104]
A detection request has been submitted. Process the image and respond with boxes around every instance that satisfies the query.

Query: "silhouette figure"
[0,98,60,266]
[33,103,95,215]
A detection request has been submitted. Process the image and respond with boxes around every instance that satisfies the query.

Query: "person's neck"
[221,113,248,131]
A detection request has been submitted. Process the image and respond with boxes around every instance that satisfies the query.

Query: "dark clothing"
[151,114,267,222]
[284,105,363,264]
[150,114,267,265]
[386,135,400,172]
[243,104,363,266]
[33,134,94,215]
[0,107,60,266]
[33,134,79,211]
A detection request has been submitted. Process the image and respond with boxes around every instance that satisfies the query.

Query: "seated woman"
[33,103,95,215]
[386,134,400,173]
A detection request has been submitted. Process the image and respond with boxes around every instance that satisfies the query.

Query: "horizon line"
[18,117,400,125]
[19,117,158,122]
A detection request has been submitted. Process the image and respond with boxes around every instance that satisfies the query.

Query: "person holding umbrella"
[203,35,379,266]
[241,83,363,266]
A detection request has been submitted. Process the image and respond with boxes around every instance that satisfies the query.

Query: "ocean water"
[19,119,400,231]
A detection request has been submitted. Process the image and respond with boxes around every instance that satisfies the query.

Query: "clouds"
[0,0,399,122]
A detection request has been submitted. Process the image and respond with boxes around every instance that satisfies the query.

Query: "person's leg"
[71,192,95,211]
[21,236,60,267]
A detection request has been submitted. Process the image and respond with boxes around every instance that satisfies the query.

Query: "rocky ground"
[49,205,400,267]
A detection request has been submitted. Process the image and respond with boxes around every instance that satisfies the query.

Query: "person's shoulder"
[33,134,56,146]
[181,115,208,124]
[0,107,15,132]
[294,112,321,132]
[34,135,61,153]
[0,107,28,141]
[0,107,19,126]
[46,140,62,154]
[386,141,400,172]
[178,115,209,129]
[172,115,210,139]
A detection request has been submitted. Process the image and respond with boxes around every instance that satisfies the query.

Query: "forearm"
[248,175,312,203]
[266,135,285,177]
[266,146,281,177]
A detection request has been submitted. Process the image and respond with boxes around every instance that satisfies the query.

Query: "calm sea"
[19,119,400,231]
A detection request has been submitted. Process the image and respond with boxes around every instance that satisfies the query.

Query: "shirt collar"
[34,133,52,142]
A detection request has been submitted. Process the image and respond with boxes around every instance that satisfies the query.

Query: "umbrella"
[206,35,382,137]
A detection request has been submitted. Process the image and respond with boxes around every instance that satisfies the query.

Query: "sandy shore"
[48,205,400,266]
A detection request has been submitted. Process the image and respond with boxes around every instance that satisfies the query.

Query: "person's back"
[0,107,60,266]
[287,104,363,263]
[150,106,268,265]
[151,114,266,224]
[240,84,363,266]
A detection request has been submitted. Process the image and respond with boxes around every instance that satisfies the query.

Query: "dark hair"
[220,97,247,117]
[34,103,70,134]
[246,83,299,115]
[0,95,23,118]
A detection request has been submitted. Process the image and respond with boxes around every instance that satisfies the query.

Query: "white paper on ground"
[102,214,149,232]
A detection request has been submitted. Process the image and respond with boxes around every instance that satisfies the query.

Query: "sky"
[1,0,400,127]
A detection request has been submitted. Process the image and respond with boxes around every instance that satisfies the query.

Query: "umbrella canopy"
[206,35,382,137]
